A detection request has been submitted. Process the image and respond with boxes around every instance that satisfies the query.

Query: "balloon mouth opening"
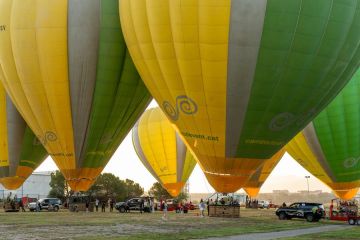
[67,178,97,192]
[163,182,185,197]
[204,173,250,193]
[333,188,359,200]
[244,187,260,197]
[0,176,26,190]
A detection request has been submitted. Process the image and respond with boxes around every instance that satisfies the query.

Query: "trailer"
[329,198,360,225]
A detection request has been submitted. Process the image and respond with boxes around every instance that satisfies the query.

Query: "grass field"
[282,227,360,240]
[0,208,355,240]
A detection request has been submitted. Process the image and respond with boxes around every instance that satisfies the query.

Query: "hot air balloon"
[119,0,360,192]
[244,149,285,197]
[287,70,360,200]
[0,0,151,191]
[132,108,196,197]
[0,72,47,190]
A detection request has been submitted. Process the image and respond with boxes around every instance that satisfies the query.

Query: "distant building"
[0,171,52,199]
[272,190,289,194]
[297,190,323,195]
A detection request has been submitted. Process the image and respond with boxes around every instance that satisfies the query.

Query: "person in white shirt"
[95,198,99,212]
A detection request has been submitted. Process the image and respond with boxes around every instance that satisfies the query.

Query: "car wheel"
[279,212,287,220]
[306,214,314,222]
[356,219,360,225]
[30,209,34,212]
[54,206,59,212]
[349,219,356,225]
[119,207,126,213]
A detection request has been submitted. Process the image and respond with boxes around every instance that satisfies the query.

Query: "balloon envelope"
[133,108,196,197]
[287,70,360,200]
[0,78,47,190]
[120,0,360,192]
[244,149,285,197]
[0,0,151,191]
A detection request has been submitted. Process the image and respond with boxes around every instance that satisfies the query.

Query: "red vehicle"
[164,199,194,213]
[165,199,177,211]
[329,198,360,225]
[185,202,195,210]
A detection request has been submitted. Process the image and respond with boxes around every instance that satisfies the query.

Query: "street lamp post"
[305,176,310,194]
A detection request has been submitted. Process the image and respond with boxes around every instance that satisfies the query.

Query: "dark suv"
[115,197,150,213]
[276,202,325,222]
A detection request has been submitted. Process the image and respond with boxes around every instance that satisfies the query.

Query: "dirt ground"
[0,208,351,240]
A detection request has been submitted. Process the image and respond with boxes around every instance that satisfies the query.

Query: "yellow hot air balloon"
[0,0,151,191]
[119,0,360,192]
[287,70,360,200]
[132,108,196,197]
[0,71,47,189]
[244,149,285,197]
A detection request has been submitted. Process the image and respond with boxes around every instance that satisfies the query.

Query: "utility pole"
[305,176,310,194]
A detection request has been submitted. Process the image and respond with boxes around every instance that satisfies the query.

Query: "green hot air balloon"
[119,0,360,192]
[287,70,360,200]
[0,0,151,191]
[0,75,47,190]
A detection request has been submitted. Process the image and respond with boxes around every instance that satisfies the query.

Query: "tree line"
[48,171,188,202]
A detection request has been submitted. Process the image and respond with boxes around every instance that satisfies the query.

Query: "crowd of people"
[3,193,246,219]
[207,196,240,206]
[93,198,116,212]
[338,200,358,214]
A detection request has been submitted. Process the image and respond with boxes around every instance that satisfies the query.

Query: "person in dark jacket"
[140,198,144,213]
[110,199,114,212]
[101,201,106,212]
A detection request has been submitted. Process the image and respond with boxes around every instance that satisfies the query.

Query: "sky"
[35,100,332,194]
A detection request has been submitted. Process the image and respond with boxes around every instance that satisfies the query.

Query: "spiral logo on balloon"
[269,108,317,132]
[269,112,295,131]
[343,157,360,169]
[163,101,178,121]
[162,95,198,121]
[45,131,57,142]
[36,131,58,145]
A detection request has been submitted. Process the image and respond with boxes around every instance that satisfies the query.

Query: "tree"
[87,175,144,201]
[124,179,144,199]
[87,173,126,201]
[149,182,188,202]
[48,170,71,201]
[48,172,144,202]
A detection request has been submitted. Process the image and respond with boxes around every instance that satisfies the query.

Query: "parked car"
[276,202,325,222]
[28,198,62,212]
[185,202,195,210]
[165,199,177,211]
[258,200,270,209]
[115,197,150,213]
